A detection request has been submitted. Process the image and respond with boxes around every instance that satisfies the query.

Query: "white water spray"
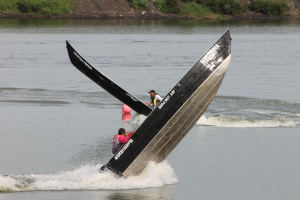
[0,161,178,193]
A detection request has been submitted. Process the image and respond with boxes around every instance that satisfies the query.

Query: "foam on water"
[131,113,300,128]
[0,161,178,193]
[196,115,300,128]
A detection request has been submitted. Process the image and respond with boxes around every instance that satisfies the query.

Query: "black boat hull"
[104,29,232,177]
[66,41,152,116]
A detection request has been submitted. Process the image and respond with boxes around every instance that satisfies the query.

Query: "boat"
[66,40,152,116]
[100,29,232,177]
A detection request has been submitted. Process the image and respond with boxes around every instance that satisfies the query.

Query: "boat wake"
[196,115,300,127]
[132,113,299,128]
[197,96,300,127]
[0,161,177,193]
[131,96,300,128]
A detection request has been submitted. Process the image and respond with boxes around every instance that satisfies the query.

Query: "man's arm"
[156,94,163,102]
[118,131,135,143]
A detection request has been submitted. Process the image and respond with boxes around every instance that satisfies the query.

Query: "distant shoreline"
[0,11,299,21]
[1,0,299,21]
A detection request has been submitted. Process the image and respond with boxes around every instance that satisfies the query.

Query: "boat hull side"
[105,29,232,177]
[122,55,231,176]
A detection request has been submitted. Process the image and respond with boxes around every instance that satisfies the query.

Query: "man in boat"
[145,90,163,108]
[112,128,136,154]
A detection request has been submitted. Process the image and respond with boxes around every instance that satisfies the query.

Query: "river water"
[0,19,299,199]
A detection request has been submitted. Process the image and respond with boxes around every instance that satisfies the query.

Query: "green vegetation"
[149,0,290,19]
[196,0,243,15]
[151,0,242,18]
[0,0,75,16]
[178,2,217,18]
[0,0,291,18]
[151,0,289,17]
[129,0,149,10]
[152,0,180,14]
[153,0,165,10]
[249,0,289,16]
[164,0,181,14]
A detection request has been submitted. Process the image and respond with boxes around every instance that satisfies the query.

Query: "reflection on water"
[105,186,172,200]
[122,113,132,121]
[1,18,299,33]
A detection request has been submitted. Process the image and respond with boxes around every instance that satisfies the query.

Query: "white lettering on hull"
[158,89,175,110]
[200,44,220,71]
[114,139,134,160]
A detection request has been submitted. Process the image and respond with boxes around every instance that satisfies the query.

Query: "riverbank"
[0,0,299,20]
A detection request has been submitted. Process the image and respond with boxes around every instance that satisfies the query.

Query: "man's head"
[118,128,126,136]
[148,90,155,97]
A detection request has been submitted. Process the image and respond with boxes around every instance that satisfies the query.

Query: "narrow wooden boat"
[102,29,232,177]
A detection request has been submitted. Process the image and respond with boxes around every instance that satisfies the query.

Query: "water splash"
[0,161,177,193]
